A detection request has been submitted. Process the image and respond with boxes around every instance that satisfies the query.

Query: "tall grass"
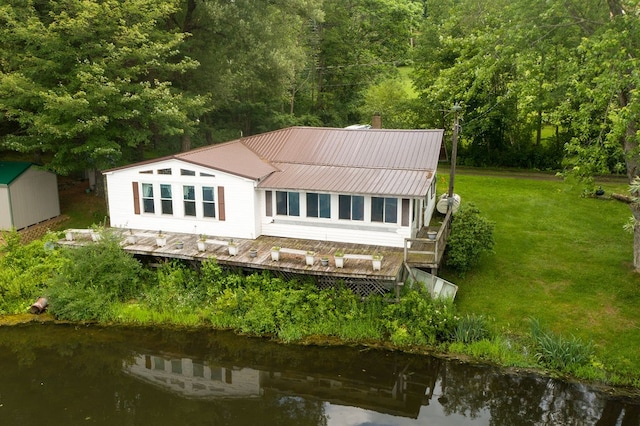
[529,318,594,372]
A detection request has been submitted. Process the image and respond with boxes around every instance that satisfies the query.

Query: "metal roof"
[105,126,443,197]
[176,141,278,180]
[0,162,32,185]
[242,127,443,197]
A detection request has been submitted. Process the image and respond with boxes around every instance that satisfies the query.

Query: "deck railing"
[403,209,453,268]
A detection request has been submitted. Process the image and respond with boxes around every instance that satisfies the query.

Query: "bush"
[0,231,65,314]
[381,286,458,346]
[445,203,495,273]
[46,230,147,321]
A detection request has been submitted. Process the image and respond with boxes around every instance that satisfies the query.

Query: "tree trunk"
[181,133,191,152]
[631,203,640,271]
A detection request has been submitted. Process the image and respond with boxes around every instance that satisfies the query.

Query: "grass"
[439,169,640,380]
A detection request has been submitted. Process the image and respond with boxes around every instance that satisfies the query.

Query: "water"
[0,323,638,425]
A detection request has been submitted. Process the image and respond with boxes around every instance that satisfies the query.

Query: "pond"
[0,323,638,425]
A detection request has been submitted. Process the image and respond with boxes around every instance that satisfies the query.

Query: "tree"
[0,0,208,175]
[169,0,324,139]
[413,0,640,267]
[313,0,422,126]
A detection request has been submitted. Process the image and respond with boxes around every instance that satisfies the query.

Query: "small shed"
[0,162,61,230]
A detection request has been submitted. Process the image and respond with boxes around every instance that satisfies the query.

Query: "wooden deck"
[61,216,452,297]
[61,228,406,283]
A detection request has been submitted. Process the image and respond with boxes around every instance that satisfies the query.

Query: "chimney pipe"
[372,113,382,129]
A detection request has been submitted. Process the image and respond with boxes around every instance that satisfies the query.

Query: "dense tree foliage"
[413,0,639,176]
[2,1,639,205]
[0,0,208,173]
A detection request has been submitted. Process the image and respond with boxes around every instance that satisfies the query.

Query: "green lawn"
[439,169,640,378]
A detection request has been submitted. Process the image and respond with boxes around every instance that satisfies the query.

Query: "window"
[157,168,172,175]
[142,183,155,213]
[139,170,153,174]
[276,191,300,216]
[183,186,196,216]
[180,169,196,176]
[202,186,215,218]
[371,197,398,223]
[306,193,331,218]
[160,184,173,215]
[200,172,215,177]
[338,195,364,220]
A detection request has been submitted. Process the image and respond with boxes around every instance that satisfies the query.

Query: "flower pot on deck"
[305,252,315,266]
[156,236,167,247]
[334,255,344,268]
[197,240,206,252]
[372,256,382,271]
[228,244,237,256]
[271,248,280,261]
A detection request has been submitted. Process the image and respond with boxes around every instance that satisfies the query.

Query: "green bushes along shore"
[0,228,635,389]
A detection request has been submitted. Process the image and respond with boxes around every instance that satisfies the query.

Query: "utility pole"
[447,103,462,206]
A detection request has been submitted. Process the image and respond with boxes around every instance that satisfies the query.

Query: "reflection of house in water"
[124,353,440,418]
[124,355,266,399]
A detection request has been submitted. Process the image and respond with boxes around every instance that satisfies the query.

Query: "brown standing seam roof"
[106,127,443,198]
[242,127,443,197]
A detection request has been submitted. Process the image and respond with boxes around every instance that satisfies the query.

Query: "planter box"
[228,244,238,256]
[334,256,344,268]
[156,237,167,247]
[126,235,137,245]
[372,257,382,271]
[305,253,315,266]
[271,249,280,261]
[197,241,206,252]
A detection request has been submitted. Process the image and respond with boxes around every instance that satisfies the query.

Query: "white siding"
[260,192,414,248]
[105,160,260,239]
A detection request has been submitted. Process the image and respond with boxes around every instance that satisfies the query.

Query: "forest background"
[1,0,638,185]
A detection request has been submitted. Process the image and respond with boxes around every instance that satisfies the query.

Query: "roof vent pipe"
[372,113,382,129]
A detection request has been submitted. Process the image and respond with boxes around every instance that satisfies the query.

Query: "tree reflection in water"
[0,323,637,425]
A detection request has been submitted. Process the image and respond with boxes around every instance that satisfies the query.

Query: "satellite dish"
[436,193,461,214]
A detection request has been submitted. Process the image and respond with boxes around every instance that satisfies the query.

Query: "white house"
[0,161,60,230]
[104,126,443,248]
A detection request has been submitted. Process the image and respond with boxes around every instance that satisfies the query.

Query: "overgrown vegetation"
[46,230,148,321]
[0,231,64,314]
[529,318,594,372]
[0,230,627,386]
[445,203,495,273]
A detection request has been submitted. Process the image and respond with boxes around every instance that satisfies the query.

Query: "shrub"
[381,287,458,346]
[0,231,65,314]
[530,318,594,372]
[445,203,495,273]
[453,314,491,343]
[46,230,147,321]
